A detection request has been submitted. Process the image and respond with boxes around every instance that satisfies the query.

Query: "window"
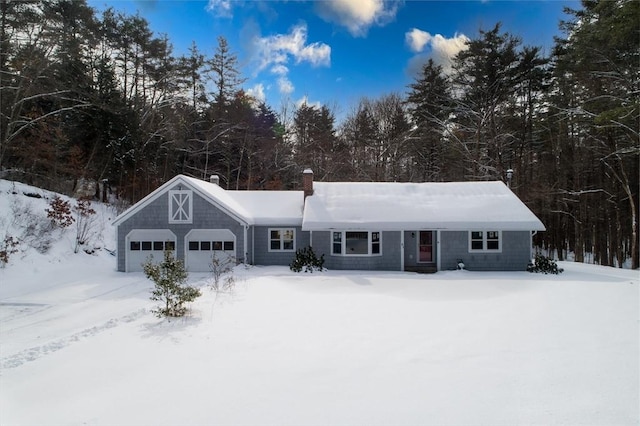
[469,231,501,252]
[130,241,141,251]
[165,241,175,251]
[346,232,368,254]
[141,241,152,251]
[213,241,223,250]
[153,241,164,251]
[332,231,382,256]
[189,241,199,251]
[200,241,211,251]
[168,190,192,224]
[371,232,380,254]
[223,241,234,251]
[269,228,295,252]
[333,232,342,254]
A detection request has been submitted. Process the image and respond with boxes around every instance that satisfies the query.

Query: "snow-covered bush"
[13,197,52,253]
[73,198,97,253]
[0,235,20,267]
[528,253,564,274]
[45,196,74,229]
[210,252,236,292]
[144,250,201,318]
[290,246,325,273]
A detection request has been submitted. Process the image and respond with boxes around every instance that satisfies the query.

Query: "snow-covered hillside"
[1,180,638,426]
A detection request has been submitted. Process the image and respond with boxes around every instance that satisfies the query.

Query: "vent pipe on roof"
[303,169,314,199]
[210,175,220,186]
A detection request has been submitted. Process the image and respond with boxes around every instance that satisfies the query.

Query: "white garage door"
[126,229,177,272]
[185,229,236,272]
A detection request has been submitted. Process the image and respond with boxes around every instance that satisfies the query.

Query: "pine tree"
[144,250,201,318]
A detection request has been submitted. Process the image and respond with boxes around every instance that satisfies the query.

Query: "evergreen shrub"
[290,246,325,273]
[144,250,201,317]
[527,253,564,274]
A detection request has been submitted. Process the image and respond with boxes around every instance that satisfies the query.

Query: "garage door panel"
[185,229,236,272]
[126,230,176,272]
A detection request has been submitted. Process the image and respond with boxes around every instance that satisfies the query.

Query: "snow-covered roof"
[182,176,254,223]
[228,191,303,226]
[186,177,304,225]
[114,175,544,231]
[302,181,545,231]
[113,175,304,227]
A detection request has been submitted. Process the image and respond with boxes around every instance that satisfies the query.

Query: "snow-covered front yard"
[0,180,638,425]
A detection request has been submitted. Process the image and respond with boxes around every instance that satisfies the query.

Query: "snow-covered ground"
[1,180,639,426]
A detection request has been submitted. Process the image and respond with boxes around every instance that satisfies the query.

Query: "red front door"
[419,231,433,263]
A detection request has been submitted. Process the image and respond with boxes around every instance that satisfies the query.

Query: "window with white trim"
[269,228,295,252]
[469,231,501,252]
[168,190,192,223]
[332,231,382,256]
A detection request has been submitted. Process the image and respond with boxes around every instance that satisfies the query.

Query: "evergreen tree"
[144,250,201,318]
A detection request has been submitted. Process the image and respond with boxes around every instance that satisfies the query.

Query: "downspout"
[251,225,255,264]
[531,230,537,258]
[400,230,405,272]
[436,230,441,272]
[243,224,249,265]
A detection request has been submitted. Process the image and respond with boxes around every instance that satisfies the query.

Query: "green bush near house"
[290,246,325,273]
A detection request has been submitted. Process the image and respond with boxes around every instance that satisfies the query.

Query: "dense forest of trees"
[1,0,637,268]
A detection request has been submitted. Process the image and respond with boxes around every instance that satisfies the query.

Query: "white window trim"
[468,230,502,253]
[168,190,193,224]
[268,228,296,252]
[331,230,383,257]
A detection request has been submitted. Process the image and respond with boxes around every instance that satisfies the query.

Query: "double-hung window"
[269,228,295,252]
[469,231,501,252]
[332,231,382,256]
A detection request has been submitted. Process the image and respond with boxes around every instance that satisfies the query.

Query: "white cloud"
[405,29,469,74]
[278,77,294,95]
[246,83,266,103]
[251,24,331,97]
[316,0,399,37]
[206,0,233,18]
[254,24,331,72]
[405,28,432,53]
[270,64,289,76]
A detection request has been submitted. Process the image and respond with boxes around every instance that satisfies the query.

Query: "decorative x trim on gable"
[169,190,192,223]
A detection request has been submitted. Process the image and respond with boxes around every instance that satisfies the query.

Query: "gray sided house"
[113,171,545,273]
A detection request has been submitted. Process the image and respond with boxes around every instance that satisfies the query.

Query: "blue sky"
[88,0,578,117]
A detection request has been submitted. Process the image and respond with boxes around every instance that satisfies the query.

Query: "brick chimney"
[303,169,314,198]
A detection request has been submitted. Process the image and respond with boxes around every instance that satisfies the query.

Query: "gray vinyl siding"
[310,230,401,271]
[440,230,532,271]
[116,183,247,271]
[252,225,309,266]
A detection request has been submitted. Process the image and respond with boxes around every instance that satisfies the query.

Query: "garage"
[125,229,177,272]
[185,229,236,272]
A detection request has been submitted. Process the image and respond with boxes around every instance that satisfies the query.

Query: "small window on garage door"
[185,229,237,272]
[126,230,177,272]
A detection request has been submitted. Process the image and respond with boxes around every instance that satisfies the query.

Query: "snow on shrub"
[0,235,20,267]
[527,253,564,274]
[290,246,325,273]
[45,196,74,228]
[73,198,97,253]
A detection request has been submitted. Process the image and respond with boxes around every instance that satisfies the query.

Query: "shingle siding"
[116,183,247,271]
[440,230,532,271]
[310,231,401,271]
[252,226,310,266]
